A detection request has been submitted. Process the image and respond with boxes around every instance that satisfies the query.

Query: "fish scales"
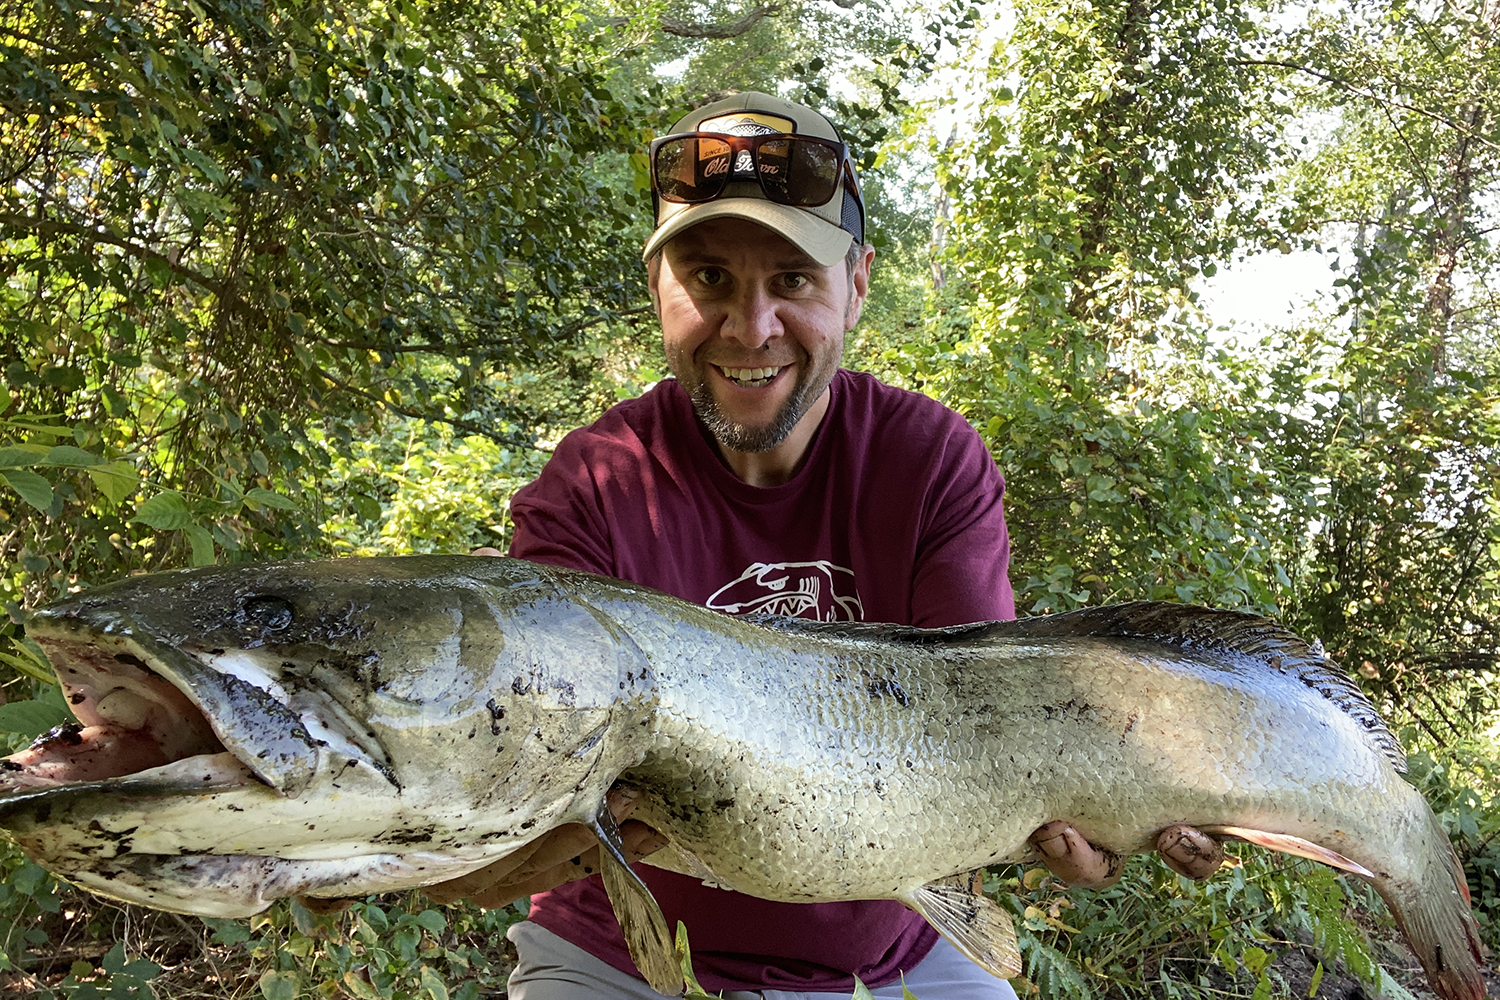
[0,555,1484,1000]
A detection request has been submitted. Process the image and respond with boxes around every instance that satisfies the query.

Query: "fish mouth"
[0,609,323,810]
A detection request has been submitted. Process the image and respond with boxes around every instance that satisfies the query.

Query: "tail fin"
[1374,808,1486,1000]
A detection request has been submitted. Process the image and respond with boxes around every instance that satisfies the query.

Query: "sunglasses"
[649,131,860,209]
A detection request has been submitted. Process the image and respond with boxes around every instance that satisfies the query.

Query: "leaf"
[88,461,139,505]
[675,921,712,999]
[258,970,299,1000]
[852,976,878,1000]
[0,470,54,511]
[419,965,450,1000]
[245,487,298,510]
[342,970,382,1000]
[413,909,446,935]
[0,697,69,738]
[0,445,48,468]
[185,524,215,566]
[206,919,253,946]
[101,941,128,974]
[131,492,192,530]
[0,636,57,684]
[41,445,102,467]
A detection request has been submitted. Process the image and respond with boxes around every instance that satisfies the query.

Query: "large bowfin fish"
[0,556,1485,1000]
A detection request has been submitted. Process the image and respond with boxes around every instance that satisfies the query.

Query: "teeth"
[719,366,783,384]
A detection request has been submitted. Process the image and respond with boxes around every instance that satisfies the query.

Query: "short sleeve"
[507,432,616,576]
[909,421,1015,627]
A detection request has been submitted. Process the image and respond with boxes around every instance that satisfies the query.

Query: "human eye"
[779,272,810,291]
[695,267,727,287]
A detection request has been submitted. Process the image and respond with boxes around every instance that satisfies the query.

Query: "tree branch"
[660,7,780,38]
[313,365,548,451]
[1229,59,1500,154]
[0,212,237,301]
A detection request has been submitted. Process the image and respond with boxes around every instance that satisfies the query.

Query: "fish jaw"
[22,612,323,794]
[0,558,654,916]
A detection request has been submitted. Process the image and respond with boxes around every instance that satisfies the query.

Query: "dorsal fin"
[750,602,1405,773]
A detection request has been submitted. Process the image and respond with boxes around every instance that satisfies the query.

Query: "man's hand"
[423,788,668,910]
[1028,821,1224,888]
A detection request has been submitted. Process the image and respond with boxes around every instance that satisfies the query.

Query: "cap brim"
[641,199,853,268]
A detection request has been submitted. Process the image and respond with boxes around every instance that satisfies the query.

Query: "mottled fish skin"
[0,556,1485,1000]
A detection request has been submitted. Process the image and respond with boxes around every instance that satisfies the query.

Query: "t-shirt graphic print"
[705,560,864,621]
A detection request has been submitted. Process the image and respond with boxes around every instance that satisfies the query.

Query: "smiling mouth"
[717,365,786,387]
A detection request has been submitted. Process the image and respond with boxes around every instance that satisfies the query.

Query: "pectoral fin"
[1200,825,1375,878]
[899,874,1021,979]
[589,806,684,997]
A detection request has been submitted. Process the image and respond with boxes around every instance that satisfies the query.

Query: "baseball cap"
[641,91,866,267]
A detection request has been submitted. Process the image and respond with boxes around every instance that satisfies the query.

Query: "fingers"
[1156,824,1224,880]
[605,785,642,823]
[470,547,504,557]
[425,788,643,905]
[423,819,604,905]
[468,820,669,910]
[1029,821,1123,888]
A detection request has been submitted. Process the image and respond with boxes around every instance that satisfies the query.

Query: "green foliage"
[0,831,523,998]
[1403,737,1500,949]
[994,850,1392,1000]
[0,0,1496,994]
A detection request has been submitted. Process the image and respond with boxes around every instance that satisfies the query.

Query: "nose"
[721,286,782,348]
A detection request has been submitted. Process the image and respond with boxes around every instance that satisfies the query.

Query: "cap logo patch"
[698,111,795,137]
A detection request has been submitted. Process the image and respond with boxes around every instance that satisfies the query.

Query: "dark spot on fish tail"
[715,798,735,810]
[69,693,85,705]
[520,819,537,830]
[512,676,531,695]
[467,727,476,739]
[485,698,506,735]
[0,761,19,771]
[1121,712,1139,744]
[209,648,224,655]
[114,654,147,668]
[228,804,243,812]
[905,760,914,769]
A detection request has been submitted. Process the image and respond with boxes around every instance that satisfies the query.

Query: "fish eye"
[241,595,295,632]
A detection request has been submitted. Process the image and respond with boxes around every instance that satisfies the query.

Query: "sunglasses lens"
[654,136,732,203]
[760,138,841,207]
[653,135,845,207]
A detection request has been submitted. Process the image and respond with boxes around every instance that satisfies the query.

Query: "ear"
[844,245,875,330]
[646,252,663,319]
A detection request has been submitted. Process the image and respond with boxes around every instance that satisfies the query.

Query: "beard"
[687,376,812,452]
[676,356,839,453]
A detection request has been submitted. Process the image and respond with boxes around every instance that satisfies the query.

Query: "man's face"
[649,217,872,454]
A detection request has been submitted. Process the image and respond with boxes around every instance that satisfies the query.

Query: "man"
[432,92,1222,999]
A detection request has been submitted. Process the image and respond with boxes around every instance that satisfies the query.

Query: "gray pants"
[506,921,1020,1000]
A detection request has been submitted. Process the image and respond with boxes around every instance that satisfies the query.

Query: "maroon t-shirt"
[507,368,1015,993]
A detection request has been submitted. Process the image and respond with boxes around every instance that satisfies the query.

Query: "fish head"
[0,555,654,917]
